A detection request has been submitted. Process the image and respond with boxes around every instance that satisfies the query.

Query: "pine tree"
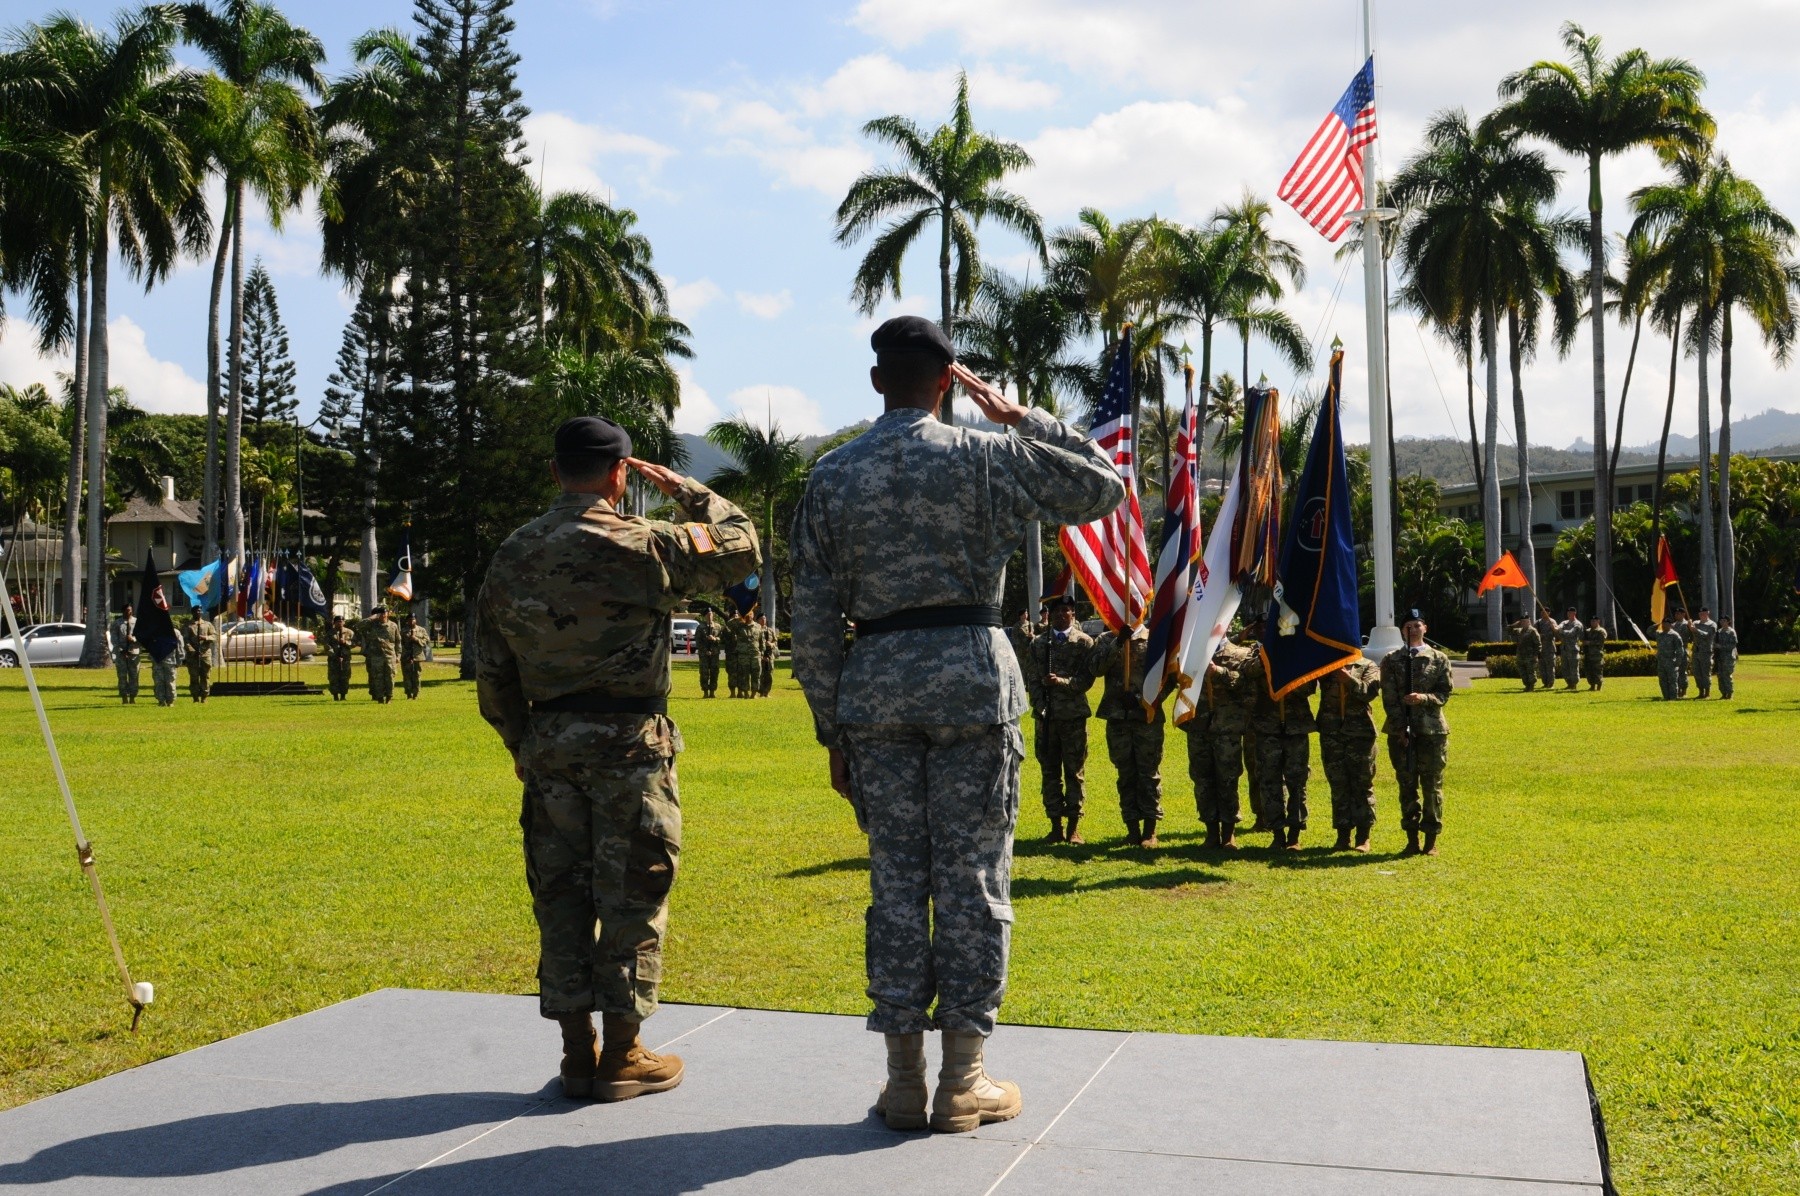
[240,263,299,427]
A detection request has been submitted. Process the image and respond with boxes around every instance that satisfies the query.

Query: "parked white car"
[0,621,89,667]
[671,617,699,654]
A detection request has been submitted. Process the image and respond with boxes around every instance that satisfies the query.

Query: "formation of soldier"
[108,603,188,707]
[1512,606,1609,693]
[718,608,777,698]
[1656,607,1738,700]
[1512,602,1740,701]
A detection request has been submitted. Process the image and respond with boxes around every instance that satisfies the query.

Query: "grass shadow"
[1014,866,1229,900]
[782,856,868,878]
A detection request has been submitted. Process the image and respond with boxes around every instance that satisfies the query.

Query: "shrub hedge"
[1468,640,1641,662]
[1484,647,1660,677]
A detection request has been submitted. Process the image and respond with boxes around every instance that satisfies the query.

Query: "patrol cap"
[870,315,955,364]
[554,415,633,461]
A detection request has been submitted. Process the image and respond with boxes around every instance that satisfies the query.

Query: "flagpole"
[1359,0,1402,660]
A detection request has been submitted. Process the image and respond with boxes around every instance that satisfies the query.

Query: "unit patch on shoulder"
[685,524,718,554]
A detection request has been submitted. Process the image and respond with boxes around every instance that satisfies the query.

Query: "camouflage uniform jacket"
[790,406,1126,746]
[323,624,355,662]
[1238,648,1318,735]
[1088,625,1168,723]
[182,619,218,658]
[354,618,403,663]
[401,625,430,663]
[696,622,721,658]
[1378,645,1453,738]
[1181,641,1253,736]
[1515,623,1541,658]
[475,481,760,756]
[1656,628,1686,668]
[1581,627,1606,666]
[110,616,138,659]
[1021,626,1096,719]
[1556,619,1583,659]
[1315,658,1381,738]
[1715,626,1738,669]
[759,625,778,661]
[1689,618,1718,666]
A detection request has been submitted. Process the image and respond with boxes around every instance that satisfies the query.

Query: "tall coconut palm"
[181,0,327,566]
[1047,208,1161,345]
[705,416,807,631]
[1213,192,1309,388]
[530,189,665,345]
[1392,109,1562,640]
[1492,22,1713,631]
[834,72,1044,426]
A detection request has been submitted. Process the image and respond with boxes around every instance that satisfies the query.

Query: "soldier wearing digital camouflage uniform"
[1238,646,1318,851]
[696,609,722,698]
[727,611,758,698]
[1556,608,1583,690]
[400,613,430,699]
[353,606,402,703]
[1656,617,1685,700]
[477,415,759,1104]
[790,317,1125,1135]
[323,614,355,700]
[110,605,138,703]
[1689,607,1719,699]
[1317,657,1381,852]
[1674,609,1694,696]
[1581,617,1606,690]
[1715,616,1739,699]
[756,614,776,697]
[1089,623,1170,847]
[1513,617,1541,691]
[1019,595,1095,844]
[149,636,183,706]
[183,613,217,702]
[1180,639,1253,850]
[1535,609,1558,691]
[1380,609,1453,856]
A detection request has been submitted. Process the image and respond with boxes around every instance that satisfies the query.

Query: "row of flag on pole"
[171,531,417,619]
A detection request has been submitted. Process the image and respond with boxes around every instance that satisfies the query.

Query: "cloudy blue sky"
[4,0,1798,455]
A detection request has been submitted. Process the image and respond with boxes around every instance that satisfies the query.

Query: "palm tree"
[1048,208,1161,345]
[1391,109,1562,640]
[705,416,807,631]
[1492,22,1712,631]
[9,8,211,665]
[834,72,1044,426]
[181,0,327,567]
[1213,192,1309,388]
[530,189,665,345]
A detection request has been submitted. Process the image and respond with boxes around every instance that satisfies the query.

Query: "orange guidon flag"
[1476,550,1529,595]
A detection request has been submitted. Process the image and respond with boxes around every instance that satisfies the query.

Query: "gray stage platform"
[0,989,1611,1194]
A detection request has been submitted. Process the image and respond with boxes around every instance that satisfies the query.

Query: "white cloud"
[796,54,1058,119]
[522,110,677,199]
[723,384,829,436]
[685,91,874,195]
[669,277,724,319]
[735,289,793,319]
[674,367,722,435]
[0,318,203,416]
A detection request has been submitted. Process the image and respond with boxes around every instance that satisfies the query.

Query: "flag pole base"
[1363,623,1404,661]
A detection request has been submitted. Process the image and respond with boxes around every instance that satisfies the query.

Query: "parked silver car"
[219,618,318,663]
[0,621,89,667]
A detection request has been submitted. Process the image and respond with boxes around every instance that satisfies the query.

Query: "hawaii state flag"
[1141,364,1205,713]
[1477,550,1530,595]
[1059,328,1151,632]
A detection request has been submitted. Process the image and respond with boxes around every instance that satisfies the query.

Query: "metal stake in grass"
[0,559,153,1031]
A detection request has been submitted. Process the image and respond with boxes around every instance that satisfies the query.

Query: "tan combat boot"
[557,1012,598,1099]
[873,1032,928,1131]
[1353,825,1371,853]
[1423,831,1439,856]
[596,1013,685,1102]
[1064,816,1085,846]
[931,1031,1022,1134]
[1140,818,1159,849]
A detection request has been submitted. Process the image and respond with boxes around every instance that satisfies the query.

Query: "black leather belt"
[530,693,668,716]
[855,604,1003,636]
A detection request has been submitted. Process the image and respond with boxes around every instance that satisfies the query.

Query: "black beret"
[1041,593,1076,610]
[1403,607,1425,624]
[554,415,633,460]
[870,315,955,364]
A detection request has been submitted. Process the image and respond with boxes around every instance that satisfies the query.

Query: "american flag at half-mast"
[1278,56,1377,242]
[1059,328,1151,633]
[1140,365,1205,713]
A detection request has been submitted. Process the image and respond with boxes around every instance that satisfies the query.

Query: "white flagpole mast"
[1360,0,1402,659]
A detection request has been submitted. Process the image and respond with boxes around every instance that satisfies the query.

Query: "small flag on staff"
[386,531,415,603]
[1059,327,1152,632]
[725,573,761,614]
[135,551,180,663]
[1278,56,1378,242]
[1477,550,1530,595]
[1650,534,1679,625]
[1141,364,1205,713]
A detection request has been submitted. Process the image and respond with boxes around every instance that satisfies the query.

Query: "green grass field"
[3,656,1797,1191]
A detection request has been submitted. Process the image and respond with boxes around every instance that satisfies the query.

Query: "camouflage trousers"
[366,656,395,702]
[759,657,774,696]
[1560,652,1580,688]
[186,659,211,702]
[1033,715,1088,819]
[1254,730,1311,831]
[1583,656,1604,689]
[840,721,1022,1037]
[1387,733,1448,833]
[402,659,423,699]
[327,654,352,698]
[1657,664,1681,700]
[150,656,179,706]
[728,654,756,695]
[1320,731,1377,830]
[1105,718,1164,825]
[520,745,681,1022]
[698,652,720,696]
[1676,655,1689,697]
[1518,653,1538,691]
[1242,729,1262,822]
[1539,649,1556,688]
[114,655,139,701]
[1718,665,1735,699]
[1691,656,1712,698]
[1182,724,1243,827]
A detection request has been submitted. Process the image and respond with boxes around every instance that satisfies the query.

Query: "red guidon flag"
[1476,550,1529,595]
[1650,535,1680,624]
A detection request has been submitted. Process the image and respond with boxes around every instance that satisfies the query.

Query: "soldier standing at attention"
[1556,607,1583,691]
[789,317,1124,1135]
[183,613,217,703]
[1689,606,1718,699]
[1317,657,1381,852]
[1715,616,1739,699]
[1181,639,1253,850]
[1237,618,1268,831]
[1380,609,1453,856]
[1089,623,1169,847]
[476,416,758,1102]
[1005,609,1035,663]
[1535,608,1558,691]
[1020,595,1095,844]
[110,603,139,704]
[756,614,776,696]
[696,609,722,698]
[728,611,758,698]
[1513,617,1541,691]
[149,635,183,707]
[1673,608,1694,696]
[1238,645,1318,851]
[400,612,430,699]
[355,606,402,703]
[1581,617,1607,691]
[324,614,355,700]
[1655,617,1685,700]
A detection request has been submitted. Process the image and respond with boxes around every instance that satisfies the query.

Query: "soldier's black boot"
[1284,826,1302,852]
[1203,821,1219,849]
[557,1012,598,1099]
[1402,830,1422,856]
[1353,825,1371,853]
[1123,819,1140,846]
[1064,816,1084,846]
[1045,818,1064,844]
[1333,827,1352,851]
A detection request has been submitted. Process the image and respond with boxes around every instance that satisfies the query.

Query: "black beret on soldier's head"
[1041,593,1076,611]
[554,415,633,462]
[870,315,955,364]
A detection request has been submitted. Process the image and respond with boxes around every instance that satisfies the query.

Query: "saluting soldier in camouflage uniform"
[183,613,217,702]
[1513,617,1541,691]
[1581,618,1607,690]
[1655,617,1685,700]
[1238,646,1318,851]
[1019,595,1095,843]
[400,612,430,699]
[1180,639,1252,850]
[1715,616,1739,699]
[110,605,138,704]
[1556,608,1582,690]
[756,614,776,696]
[790,318,1124,1135]
[353,607,402,703]
[696,609,722,698]
[477,415,759,1103]
[1089,624,1169,847]
[1689,607,1718,699]
[1381,609,1454,856]
[1535,610,1558,691]
[1317,657,1381,852]
[323,614,355,700]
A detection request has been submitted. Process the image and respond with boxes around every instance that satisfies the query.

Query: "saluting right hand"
[628,457,684,497]
[950,363,1029,428]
